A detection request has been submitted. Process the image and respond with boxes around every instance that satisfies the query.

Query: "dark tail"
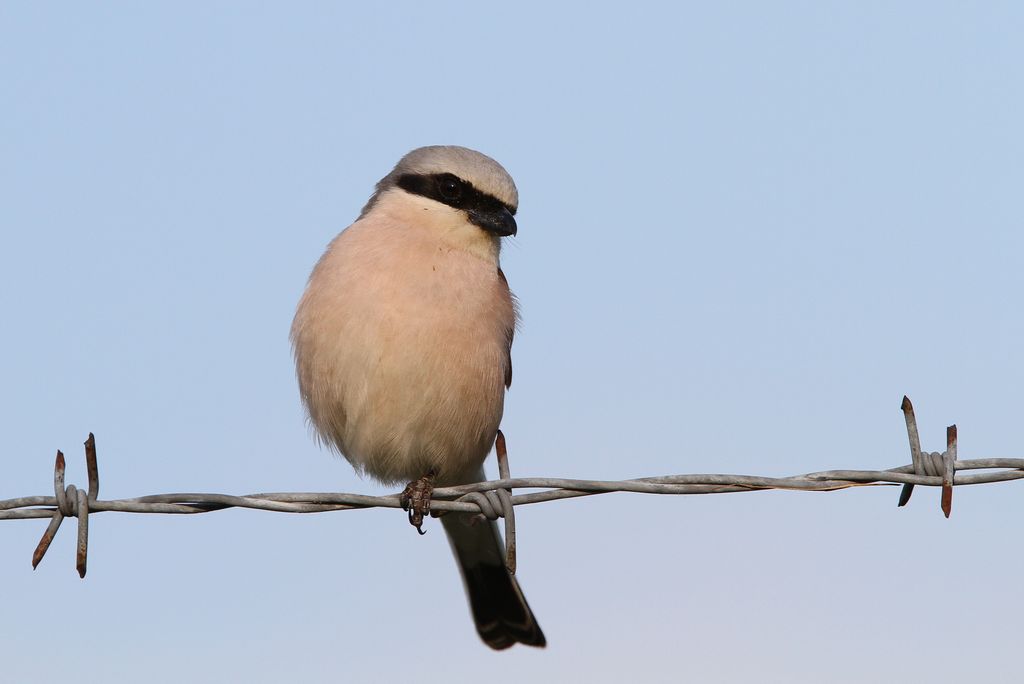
[442,512,546,650]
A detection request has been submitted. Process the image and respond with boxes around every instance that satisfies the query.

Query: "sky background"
[2,2,1023,682]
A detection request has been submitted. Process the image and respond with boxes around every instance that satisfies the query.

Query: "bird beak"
[469,207,517,237]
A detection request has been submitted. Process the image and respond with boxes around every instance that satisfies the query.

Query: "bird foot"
[400,471,436,535]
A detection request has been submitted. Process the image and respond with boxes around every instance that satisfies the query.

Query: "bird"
[290,145,545,650]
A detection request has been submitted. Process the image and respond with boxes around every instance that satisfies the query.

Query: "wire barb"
[895,395,958,518]
[494,430,516,574]
[897,396,922,507]
[30,436,100,576]
[942,425,957,518]
[30,451,65,570]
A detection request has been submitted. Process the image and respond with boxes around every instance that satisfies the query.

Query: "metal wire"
[3,397,1021,577]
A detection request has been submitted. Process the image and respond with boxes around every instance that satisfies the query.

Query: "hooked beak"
[468,206,517,237]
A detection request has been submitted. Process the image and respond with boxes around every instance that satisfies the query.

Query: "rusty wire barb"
[3,397,1021,578]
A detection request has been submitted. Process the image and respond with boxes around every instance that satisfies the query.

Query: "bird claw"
[400,471,435,535]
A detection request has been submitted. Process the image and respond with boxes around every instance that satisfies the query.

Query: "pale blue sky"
[2,3,1023,682]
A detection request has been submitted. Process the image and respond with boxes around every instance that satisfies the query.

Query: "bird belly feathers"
[291,218,515,486]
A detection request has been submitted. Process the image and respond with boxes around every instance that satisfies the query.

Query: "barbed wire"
[3,396,1022,578]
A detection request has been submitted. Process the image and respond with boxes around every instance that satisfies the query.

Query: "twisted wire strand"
[2,397,1019,576]
[5,458,1023,522]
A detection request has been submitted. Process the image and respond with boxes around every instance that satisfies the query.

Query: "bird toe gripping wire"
[897,396,957,518]
[399,470,435,535]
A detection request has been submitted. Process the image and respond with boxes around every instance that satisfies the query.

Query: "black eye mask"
[396,173,516,216]
[396,173,518,237]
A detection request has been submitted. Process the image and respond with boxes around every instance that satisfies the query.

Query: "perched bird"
[291,146,545,650]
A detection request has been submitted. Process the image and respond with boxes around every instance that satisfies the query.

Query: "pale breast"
[292,218,515,486]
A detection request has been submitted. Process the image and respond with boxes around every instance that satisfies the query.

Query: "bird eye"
[437,175,463,202]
